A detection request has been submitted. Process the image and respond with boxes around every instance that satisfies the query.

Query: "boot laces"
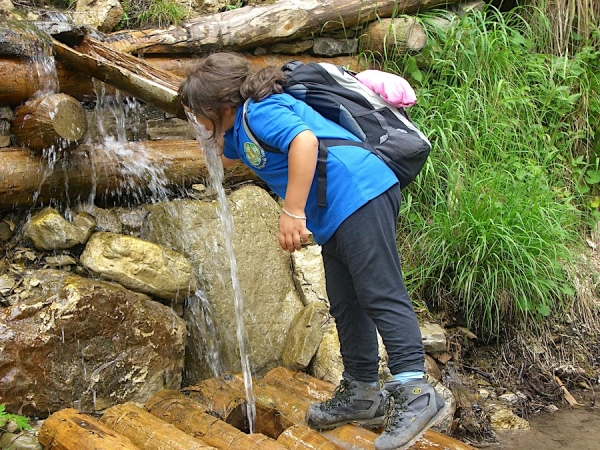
[322,379,353,410]
[383,388,409,431]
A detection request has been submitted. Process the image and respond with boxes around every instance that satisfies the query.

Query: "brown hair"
[179,52,286,137]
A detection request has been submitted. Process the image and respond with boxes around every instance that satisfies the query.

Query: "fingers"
[279,232,303,252]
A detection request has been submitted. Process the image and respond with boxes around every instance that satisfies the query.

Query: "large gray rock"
[0,269,186,416]
[143,186,304,383]
[80,231,195,302]
[23,207,96,251]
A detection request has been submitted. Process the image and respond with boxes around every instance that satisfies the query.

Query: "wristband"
[282,208,307,220]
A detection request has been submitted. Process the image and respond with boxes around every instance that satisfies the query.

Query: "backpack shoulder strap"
[242,99,280,153]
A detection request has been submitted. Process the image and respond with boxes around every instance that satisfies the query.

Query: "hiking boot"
[374,378,449,450]
[305,372,385,430]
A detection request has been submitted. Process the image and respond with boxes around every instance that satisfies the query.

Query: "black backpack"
[242,61,431,207]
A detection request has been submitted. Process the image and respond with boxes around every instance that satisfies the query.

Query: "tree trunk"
[105,0,456,55]
[0,140,259,210]
[38,408,140,450]
[52,36,183,117]
[100,402,217,450]
[11,93,87,152]
[145,389,287,450]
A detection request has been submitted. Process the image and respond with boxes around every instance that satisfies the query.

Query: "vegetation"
[373,4,599,339]
[0,404,31,432]
[118,0,189,29]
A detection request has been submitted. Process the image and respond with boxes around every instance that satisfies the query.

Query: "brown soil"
[496,405,600,449]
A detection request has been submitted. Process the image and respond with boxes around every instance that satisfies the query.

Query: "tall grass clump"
[385,6,599,338]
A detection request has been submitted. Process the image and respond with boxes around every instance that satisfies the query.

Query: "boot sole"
[306,414,385,431]
[381,401,453,450]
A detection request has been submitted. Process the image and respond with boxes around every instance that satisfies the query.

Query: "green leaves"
[0,404,31,431]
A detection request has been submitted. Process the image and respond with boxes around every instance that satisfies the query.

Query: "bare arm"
[280,129,318,253]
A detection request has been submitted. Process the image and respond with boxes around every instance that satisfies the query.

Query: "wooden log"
[38,408,140,450]
[184,378,251,431]
[10,93,87,152]
[276,424,344,450]
[100,402,217,450]
[0,140,259,211]
[105,0,456,55]
[145,389,288,450]
[260,367,477,450]
[52,36,183,117]
[360,17,428,56]
[0,56,103,106]
[190,377,342,450]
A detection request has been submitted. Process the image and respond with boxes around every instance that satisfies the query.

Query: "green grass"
[378,5,600,339]
[118,0,189,29]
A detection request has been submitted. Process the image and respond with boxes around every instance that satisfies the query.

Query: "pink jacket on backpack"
[355,70,417,108]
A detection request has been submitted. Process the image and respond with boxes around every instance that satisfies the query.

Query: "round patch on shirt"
[244,142,266,169]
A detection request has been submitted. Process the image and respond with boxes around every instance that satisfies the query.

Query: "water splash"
[185,289,225,378]
[186,113,257,433]
[85,80,172,206]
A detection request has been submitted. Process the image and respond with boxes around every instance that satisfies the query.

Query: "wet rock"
[23,208,96,251]
[44,254,77,268]
[143,186,304,383]
[0,431,42,450]
[421,322,447,353]
[282,301,329,370]
[80,231,195,302]
[73,204,123,234]
[290,243,328,306]
[0,269,186,416]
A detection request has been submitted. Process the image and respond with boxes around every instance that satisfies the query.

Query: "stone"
[270,40,314,54]
[282,301,328,370]
[73,204,123,234]
[44,254,77,268]
[23,208,96,251]
[290,244,328,306]
[72,0,124,32]
[310,319,344,385]
[80,232,195,302]
[312,37,358,56]
[0,431,42,450]
[143,186,304,383]
[490,408,530,430]
[420,322,447,353]
[0,269,186,416]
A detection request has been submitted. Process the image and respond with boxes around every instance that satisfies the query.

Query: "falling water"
[185,289,226,378]
[186,113,257,433]
[85,80,172,207]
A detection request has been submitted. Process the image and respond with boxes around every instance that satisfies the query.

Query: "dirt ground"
[495,405,600,449]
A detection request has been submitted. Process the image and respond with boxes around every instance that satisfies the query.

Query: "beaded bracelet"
[282,208,307,220]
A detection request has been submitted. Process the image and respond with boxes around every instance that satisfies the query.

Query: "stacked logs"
[39,367,476,450]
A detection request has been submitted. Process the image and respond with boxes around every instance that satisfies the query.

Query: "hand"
[279,213,308,253]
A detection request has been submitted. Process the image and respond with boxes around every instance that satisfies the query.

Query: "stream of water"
[186,113,257,433]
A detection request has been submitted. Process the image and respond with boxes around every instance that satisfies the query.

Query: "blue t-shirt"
[223,93,397,244]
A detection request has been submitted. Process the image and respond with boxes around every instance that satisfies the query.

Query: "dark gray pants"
[321,185,425,383]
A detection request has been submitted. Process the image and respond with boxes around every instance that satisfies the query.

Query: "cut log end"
[50,94,88,141]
